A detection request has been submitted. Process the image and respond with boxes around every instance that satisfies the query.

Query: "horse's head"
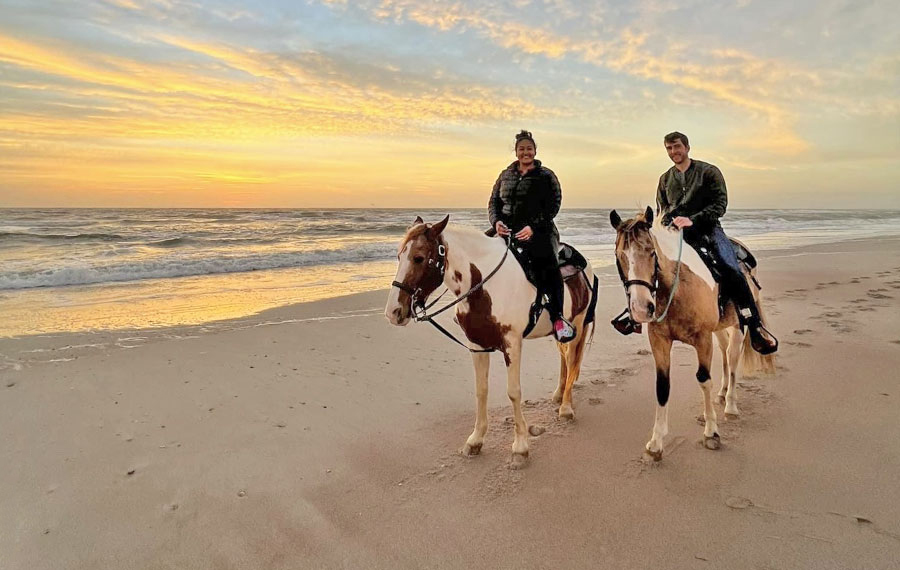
[610,206,658,322]
[385,214,450,326]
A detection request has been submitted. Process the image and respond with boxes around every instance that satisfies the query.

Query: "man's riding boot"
[738,306,778,355]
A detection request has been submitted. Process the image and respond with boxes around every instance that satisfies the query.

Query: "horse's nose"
[392,307,402,319]
[647,301,655,316]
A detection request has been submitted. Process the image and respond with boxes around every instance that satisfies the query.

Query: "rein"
[617,229,684,324]
[392,235,513,353]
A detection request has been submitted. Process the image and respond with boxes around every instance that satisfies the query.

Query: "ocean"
[3,208,900,337]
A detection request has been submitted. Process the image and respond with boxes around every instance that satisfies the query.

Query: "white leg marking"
[464,352,490,455]
[504,339,529,462]
[646,404,668,459]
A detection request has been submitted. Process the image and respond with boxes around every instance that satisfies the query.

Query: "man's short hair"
[664,131,689,148]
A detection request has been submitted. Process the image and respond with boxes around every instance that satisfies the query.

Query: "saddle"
[693,236,762,316]
[509,241,589,286]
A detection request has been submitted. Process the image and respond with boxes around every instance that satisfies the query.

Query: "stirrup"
[611,308,641,336]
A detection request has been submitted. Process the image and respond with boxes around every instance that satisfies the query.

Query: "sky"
[1,0,898,209]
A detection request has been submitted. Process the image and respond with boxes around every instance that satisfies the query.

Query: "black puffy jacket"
[488,159,562,237]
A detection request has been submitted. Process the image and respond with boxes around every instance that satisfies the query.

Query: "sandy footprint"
[867,289,893,299]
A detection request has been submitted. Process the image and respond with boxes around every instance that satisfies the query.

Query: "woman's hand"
[515,225,533,241]
[495,221,510,237]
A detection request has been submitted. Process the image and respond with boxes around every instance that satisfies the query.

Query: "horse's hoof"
[509,452,529,470]
[558,405,575,421]
[724,412,740,420]
[645,448,663,462]
[462,442,482,456]
[551,391,563,404]
[703,433,721,450]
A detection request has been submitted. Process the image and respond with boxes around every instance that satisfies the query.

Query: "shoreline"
[4,232,900,343]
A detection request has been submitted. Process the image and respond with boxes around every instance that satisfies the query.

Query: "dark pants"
[685,226,759,322]
[520,231,564,322]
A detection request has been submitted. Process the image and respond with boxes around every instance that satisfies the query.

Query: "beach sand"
[2,237,900,569]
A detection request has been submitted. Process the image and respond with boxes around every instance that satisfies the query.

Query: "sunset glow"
[2,0,898,208]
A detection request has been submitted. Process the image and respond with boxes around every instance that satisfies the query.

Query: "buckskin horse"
[385,215,598,467]
[610,207,776,461]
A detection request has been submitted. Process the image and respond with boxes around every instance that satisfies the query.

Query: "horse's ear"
[411,215,424,227]
[644,206,654,225]
[609,210,622,230]
[427,214,450,238]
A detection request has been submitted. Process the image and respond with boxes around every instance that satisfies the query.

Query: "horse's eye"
[413,255,425,264]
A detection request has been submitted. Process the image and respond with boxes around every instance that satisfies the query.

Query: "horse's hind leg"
[646,332,673,461]
[694,334,721,450]
[552,351,566,404]
[714,330,730,403]
[503,338,529,468]
[463,352,490,456]
[724,326,743,417]
[558,317,588,420]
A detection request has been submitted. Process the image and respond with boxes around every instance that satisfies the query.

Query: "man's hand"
[672,216,693,229]
[515,225,533,241]
[495,221,510,237]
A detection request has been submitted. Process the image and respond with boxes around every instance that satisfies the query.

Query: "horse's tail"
[740,267,777,376]
[583,270,600,349]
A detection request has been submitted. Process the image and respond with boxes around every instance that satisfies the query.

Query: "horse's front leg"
[463,352,490,456]
[503,337,529,468]
[694,334,721,449]
[646,331,673,461]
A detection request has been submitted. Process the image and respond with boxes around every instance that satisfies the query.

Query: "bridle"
[391,234,512,352]
[615,228,684,324]
[390,242,448,313]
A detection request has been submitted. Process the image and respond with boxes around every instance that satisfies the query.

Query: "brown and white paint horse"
[385,215,596,467]
[610,207,775,461]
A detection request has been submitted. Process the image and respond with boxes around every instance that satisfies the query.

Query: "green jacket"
[656,159,727,232]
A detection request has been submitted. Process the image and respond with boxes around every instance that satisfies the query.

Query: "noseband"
[615,250,659,296]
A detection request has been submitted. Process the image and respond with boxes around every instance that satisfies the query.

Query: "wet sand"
[2,237,899,569]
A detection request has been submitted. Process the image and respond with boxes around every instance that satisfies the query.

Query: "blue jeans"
[686,226,758,321]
